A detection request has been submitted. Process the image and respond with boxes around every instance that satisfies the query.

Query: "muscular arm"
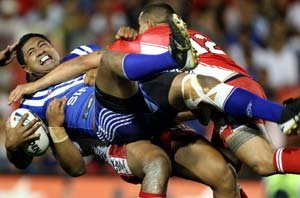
[8,51,103,104]
[31,51,102,91]
[46,98,86,177]
[49,127,86,177]
[6,148,33,169]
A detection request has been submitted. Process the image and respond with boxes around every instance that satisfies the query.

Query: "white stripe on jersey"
[140,42,168,54]
[69,48,88,56]
[80,45,93,53]
[97,108,135,142]
[103,113,134,133]
[31,89,50,97]
[23,78,84,107]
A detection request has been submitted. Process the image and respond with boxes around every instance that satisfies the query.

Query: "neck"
[26,73,41,82]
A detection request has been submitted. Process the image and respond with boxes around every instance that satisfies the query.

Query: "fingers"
[9,42,18,51]
[46,98,66,127]
[22,117,39,130]
[115,26,138,40]
[48,98,67,112]
[25,132,41,142]
[8,87,22,105]
[22,122,41,140]
[16,113,29,128]
[60,97,67,111]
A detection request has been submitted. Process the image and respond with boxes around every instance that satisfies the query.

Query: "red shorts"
[106,123,200,184]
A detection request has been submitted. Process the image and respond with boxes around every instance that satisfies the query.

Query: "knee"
[143,153,172,178]
[211,163,237,193]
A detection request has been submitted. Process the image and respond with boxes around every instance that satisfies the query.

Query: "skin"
[21,37,60,78]
[0,42,18,66]
[5,98,86,177]
[137,11,279,177]
[5,114,41,151]
[12,15,280,182]
[46,98,86,176]
[6,36,239,197]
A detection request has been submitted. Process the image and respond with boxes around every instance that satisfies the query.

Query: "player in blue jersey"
[9,4,300,192]
[4,35,245,198]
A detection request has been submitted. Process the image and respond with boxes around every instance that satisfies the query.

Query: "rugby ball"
[9,108,49,156]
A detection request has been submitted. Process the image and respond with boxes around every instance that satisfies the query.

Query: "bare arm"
[0,42,17,67]
[5,114,40,169]
[46,98,86,177]
[9,51,103,105]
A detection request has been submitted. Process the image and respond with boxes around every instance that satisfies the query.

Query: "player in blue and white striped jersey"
[14,33,178,143]
[20,42,99,139]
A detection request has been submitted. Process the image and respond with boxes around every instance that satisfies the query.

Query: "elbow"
[66,164,86,177]
[15,163,30,170]
[69,170,86,177]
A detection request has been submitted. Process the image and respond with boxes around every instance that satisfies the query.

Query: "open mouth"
[40,55,53,66]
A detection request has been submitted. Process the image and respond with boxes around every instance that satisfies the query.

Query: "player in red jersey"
[108,3,300,179]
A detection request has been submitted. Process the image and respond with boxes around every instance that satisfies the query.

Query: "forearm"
[6,148,33,169]
[49,127,86,177]
[32,51,102,91]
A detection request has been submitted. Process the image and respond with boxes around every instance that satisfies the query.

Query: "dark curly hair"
[16,33,51,66]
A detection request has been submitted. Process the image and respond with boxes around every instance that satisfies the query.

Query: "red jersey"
[109,25,250,77]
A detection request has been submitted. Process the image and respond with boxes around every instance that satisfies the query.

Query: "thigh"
[96,51,138,98]
[160,124,231,185]
[106,140,170,184]
[126,140,170,179]
[224,123,276,173]
[233,135,274,166]
[173,136,229,184]
[141,71,179,111]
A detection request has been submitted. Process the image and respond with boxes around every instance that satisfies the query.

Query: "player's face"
[22,37,60,77]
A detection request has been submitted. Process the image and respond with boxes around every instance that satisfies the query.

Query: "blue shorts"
[94,85,176,143]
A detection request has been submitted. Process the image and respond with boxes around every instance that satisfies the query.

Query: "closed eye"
[28,49,34,56]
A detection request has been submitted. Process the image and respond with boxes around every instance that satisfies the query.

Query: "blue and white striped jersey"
[20,44,173,143]
[21,44,100,137]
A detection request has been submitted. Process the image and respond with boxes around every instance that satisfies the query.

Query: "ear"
[22,65,31,73]
[146,19,155,28]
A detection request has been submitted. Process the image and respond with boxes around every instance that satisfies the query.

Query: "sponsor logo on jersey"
[82,95,94,119]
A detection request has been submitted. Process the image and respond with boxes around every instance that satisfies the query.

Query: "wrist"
[48,127,68,143]
[5,142,20,152]
[48,123,63,127]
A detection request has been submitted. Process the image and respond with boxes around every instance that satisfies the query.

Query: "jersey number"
[191,34,225,55]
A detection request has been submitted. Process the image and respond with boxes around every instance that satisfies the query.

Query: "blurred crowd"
[0,0,299,178]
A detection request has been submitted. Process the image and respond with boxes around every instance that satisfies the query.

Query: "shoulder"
[61,44,101,63]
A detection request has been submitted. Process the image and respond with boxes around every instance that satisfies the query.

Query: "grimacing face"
[22,37,60,77]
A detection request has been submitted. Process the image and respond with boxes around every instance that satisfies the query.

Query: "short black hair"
[16,33,51,66]
[141,2,175,24]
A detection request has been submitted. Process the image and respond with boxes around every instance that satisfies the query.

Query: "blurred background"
[0,0,300,197]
